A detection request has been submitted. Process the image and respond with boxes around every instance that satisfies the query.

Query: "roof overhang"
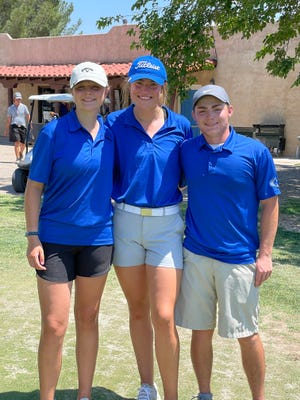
[0,63,131,88]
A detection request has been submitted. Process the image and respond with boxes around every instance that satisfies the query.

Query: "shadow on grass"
[0,387,135,399]
[0,194,24,212]
[0,184,23,196]
[273,227,300,267]
[276,164,300,203]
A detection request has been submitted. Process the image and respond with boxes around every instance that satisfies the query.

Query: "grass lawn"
[0,194,299,400]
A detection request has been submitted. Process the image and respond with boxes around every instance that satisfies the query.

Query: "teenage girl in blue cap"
[105,55,193,400]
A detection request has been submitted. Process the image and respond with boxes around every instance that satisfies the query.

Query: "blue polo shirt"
[29,109,114,245]
[181,128,281,263]
[105,104,193,207]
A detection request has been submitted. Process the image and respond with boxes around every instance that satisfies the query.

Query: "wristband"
[25,231,39,237]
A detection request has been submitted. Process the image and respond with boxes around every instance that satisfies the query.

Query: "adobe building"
[0,25,144,128]
[0,24,299,157]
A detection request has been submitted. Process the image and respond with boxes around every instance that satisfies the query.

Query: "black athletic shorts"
[9,125,26,143]
[36,242,113,282]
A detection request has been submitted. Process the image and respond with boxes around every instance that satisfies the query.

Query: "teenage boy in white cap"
[175,85,280,400]
[4,91,30,161]
[25,61,113,400]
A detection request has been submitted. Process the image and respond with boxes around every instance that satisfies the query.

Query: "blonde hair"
[120,79,168,108]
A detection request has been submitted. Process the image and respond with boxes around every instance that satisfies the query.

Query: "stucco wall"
[0,25,143,65]
[212,29,299,157]
[0,25,145,136]
[0,25,299,157]
[0,87,8,133]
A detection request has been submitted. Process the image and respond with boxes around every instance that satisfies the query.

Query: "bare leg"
[75,274,108,400]
[191,330,214,395]
[148,266,182,400]
[238,333,265,400]
[14,141,21,159]
[20,141,25,158]
[115,265,154,385]
[37,277,72,400]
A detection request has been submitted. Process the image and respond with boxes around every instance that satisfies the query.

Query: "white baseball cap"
[70,61,108,88]
[14,92,22,99]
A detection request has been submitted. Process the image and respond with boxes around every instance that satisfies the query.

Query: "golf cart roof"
[28,93,73,102]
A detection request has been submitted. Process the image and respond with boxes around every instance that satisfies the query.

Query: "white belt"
[114,202,180,216]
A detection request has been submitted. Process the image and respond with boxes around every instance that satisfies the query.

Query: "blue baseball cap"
[128,55,167,85]
[193,85,231,109]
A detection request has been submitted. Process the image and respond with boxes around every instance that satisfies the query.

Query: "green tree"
[97,0,300,102]
[0,0,81,38]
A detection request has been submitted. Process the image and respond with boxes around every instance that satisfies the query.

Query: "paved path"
[0,136,299,197]
[0,137,31,195]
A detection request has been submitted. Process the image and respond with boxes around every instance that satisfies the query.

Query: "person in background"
[175,85,280,400]
[49,111,59,120]
[24,61,114,400]
[105,55,193,400]
[59,100,72,116]
[4,91,30,161]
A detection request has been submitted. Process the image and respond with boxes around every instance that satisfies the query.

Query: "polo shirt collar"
[124,104,176,130]
[67,109,82,133]
[198,126,236,153]
[67,109,106,141]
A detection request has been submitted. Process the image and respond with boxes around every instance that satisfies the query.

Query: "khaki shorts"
[113,206,184,268]
[175,249,259,338]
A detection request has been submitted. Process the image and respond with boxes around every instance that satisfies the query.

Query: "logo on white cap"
[81,67,93,73]
[70,61,108,89]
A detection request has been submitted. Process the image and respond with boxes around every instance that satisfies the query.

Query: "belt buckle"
[141,208,152,216]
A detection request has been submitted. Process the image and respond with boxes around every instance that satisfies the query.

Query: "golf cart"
[12,93,74,193]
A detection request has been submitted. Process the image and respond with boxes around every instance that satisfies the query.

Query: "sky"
[67,0,165,35]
